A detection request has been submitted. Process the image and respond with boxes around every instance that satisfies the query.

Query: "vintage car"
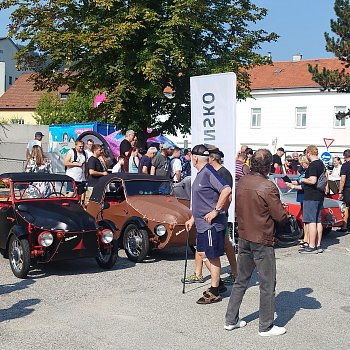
[0,173,119,278]
[86,173,196,262]
[271,174,345,236]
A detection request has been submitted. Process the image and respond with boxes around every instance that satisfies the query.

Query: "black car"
[0,173,119,278]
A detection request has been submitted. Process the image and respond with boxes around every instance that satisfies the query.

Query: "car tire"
[275,238,300,248]
[323,227,333,235]
[96,239,118,269]
[8,234,31,278]
[123,224,150,262]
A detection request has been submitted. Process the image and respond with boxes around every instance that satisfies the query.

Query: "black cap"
[35,131,44,137]
[208,148,224,158]
[192,144,209,156]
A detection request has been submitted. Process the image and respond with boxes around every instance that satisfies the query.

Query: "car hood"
[15,201,97,232]
[126,195,192,224]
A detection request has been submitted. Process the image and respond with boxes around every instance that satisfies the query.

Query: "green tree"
[35,91,100,124]
[309,0,350,93]
[2,0,278,142]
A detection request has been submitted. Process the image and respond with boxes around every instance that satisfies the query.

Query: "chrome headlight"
[155,225,166,237]
[101,229,113,243]
[340,202,346,213]
[38,232,54,247]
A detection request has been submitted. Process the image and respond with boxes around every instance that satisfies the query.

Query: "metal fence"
[0,158,26,173]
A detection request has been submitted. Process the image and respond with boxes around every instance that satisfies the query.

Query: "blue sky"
[0,0,336,61]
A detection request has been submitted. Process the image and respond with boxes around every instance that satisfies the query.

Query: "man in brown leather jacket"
[225,149,288,337]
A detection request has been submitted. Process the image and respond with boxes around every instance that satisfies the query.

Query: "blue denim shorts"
[196,226,225,259]
[302,200,323,223]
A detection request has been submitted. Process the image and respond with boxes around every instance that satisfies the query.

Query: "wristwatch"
[214,207,221,213]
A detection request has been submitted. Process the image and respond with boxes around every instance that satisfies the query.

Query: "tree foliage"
[1,0,278,140]
[309,0,350,93]
[35,91,99,124]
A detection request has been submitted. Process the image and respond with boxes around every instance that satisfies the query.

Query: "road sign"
[323,138,335,149]
[320,151,332,163]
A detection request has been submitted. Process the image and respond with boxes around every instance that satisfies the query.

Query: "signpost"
[320,151,332,164]
[323,138,335,150]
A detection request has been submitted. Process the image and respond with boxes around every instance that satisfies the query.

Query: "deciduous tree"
[1,0,278,141]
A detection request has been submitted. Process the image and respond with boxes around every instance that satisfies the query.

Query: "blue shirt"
[192,164,229,232]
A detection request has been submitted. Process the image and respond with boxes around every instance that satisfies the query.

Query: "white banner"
[190,72,236,220]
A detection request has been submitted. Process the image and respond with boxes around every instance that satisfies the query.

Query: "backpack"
[316,167,327,192]
[65,148,87,171]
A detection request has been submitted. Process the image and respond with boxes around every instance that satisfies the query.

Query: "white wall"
[0,38,23,96]
[236,88,350,155]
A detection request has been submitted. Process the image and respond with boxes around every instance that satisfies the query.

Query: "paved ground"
[1,230,350,350]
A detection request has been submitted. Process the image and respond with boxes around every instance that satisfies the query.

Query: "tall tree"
[1,0,278,141]
[309,0,350,93]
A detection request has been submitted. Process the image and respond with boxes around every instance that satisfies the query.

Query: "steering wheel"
[45,191,62,198]
[22,184,41,199]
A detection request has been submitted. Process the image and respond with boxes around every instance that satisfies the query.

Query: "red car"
[271,174,345,235]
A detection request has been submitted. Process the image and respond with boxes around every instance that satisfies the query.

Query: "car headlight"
[154,225,167,237]
[340,202,346,213]
[101,229,113,243]
[38,232,54,247]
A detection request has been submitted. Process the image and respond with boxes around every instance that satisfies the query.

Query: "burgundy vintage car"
[86,173,196,262]
[0,173,119,278]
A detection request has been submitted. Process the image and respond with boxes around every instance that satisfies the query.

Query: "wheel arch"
[6,225,29,256]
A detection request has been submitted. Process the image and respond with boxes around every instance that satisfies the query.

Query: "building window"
[295,107,307,128]
[9,76,12,85]
[251,108,261,128]
[334,106,347,128]
[60,93,70,101]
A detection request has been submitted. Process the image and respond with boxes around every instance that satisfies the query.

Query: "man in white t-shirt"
[64,140,87,202]
[26,131,44,158]
[170,147,182,183]
[85,138,94,159]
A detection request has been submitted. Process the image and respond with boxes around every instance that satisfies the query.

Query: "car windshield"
[13,180,76,200]
[124,180,173,196]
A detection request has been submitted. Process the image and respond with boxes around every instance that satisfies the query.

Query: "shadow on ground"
[242,287,321,326]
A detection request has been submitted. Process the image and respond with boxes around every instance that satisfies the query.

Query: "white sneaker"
[346,248,350,253]
[259,325,286,337]
[224,319,247,331]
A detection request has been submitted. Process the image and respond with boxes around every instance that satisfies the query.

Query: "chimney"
[292,54,302,62]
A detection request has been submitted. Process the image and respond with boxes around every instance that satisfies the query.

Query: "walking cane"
[182,228,190,294]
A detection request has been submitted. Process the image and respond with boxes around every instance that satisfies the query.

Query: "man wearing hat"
[150,142,174,177]
[26,131,44,158]
[185,144,231,304]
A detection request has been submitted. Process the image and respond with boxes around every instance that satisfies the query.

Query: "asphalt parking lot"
[1,230,350,350]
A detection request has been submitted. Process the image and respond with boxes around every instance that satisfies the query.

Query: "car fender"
[5,225,29,257]
[97,219,117,232]
[10,225,29,240]
[121,217,148,234]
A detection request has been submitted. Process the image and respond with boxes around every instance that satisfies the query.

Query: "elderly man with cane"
[185,144,231,304]
[225,149,288,336]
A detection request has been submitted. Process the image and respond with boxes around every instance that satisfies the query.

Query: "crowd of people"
[24,130,350,336]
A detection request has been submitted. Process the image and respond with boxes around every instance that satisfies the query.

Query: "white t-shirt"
[26,139,42,153]
[65,149,86,182]
[85,149,93,159]
[170,158,182,182]
[112,163,122,173]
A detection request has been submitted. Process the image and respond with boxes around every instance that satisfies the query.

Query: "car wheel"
[123,224,149,262]
[275,238,300,248]
[323,227,333,235]
[9,235,31,278]
[96,239,118,269]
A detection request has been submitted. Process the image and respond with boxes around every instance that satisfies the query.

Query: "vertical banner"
[190,72,236,220]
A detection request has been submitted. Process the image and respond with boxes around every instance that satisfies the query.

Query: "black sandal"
[196,291,222,304]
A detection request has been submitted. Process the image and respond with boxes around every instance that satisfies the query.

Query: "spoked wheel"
[9,235,31,278]
[96,239,118,269]
[123,224,149,262]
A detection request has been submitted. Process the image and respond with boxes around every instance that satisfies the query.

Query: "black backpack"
[65,148,87,171]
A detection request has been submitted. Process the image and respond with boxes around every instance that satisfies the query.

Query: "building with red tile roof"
[0,73,69,124]
[235,56,350,154]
